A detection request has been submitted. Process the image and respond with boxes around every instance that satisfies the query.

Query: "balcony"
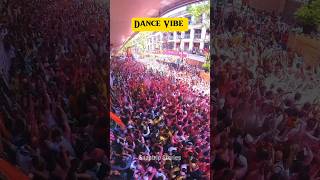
[184,34,190,39]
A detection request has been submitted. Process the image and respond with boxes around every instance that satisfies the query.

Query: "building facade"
[145,2,210,55]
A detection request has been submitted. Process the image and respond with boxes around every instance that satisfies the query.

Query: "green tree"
[120,37,134,53]
[295,0,320,33]
[202,54,210,72]
[187,1,210,29]
[120,32,151,57]
[134,32,149,53]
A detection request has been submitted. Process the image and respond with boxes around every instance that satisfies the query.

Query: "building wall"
[287,33,320,67]
[146,7,209,52]
[186,58,203,67]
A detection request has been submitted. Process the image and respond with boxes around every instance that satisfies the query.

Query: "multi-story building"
[146,2,209,56]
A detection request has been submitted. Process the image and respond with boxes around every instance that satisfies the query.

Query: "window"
[184,30,190,39]
[176,43,181,49]
[204,43,209,49]
[169,33,174,40]
[168,42,174,50]
[176,32,181,39]
[195,29,201,34]
[194,29,201,39]
[162,43,166,49]
[184,42,189,51]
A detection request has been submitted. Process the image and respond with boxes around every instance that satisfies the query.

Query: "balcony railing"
[184,34,190,39]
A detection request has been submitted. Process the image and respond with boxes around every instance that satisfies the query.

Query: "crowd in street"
[147,58,209,95]
[1,0,320,179]
[110,57,210,179]
[0,0,108,179]
[212,2,320,180]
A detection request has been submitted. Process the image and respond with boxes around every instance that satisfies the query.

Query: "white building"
[146,2,210,55]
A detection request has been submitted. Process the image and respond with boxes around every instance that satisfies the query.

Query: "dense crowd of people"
[1,0,320,179]
[110,57,210,179]
[0,0,108,179]
[147,57,209,95]
[212,2,320,180]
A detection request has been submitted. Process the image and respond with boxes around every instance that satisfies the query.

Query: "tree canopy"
[187,1,210,28]
[295,0,320,30]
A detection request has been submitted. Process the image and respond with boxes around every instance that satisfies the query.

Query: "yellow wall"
[287,33,320,67]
